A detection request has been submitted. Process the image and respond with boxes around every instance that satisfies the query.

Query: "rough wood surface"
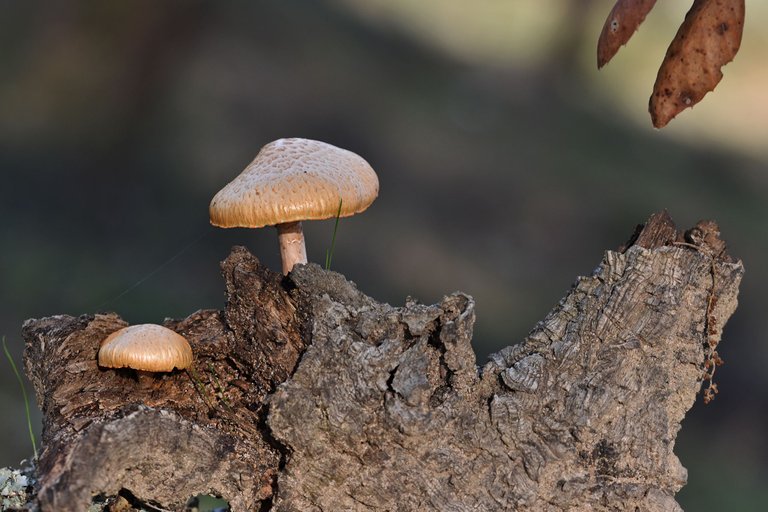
[22,213,743,511]
[23,247,307,511]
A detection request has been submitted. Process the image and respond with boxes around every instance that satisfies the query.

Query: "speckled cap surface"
[209,138,379,228]
[98,324,193,372]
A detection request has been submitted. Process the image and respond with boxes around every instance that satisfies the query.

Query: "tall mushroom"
[209,138,379,274]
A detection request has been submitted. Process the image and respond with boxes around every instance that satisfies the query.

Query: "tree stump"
[21,212,743,511]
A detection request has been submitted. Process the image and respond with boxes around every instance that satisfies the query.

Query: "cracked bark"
[22,212,743,511]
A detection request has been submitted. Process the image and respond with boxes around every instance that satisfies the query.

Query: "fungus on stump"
[209,138,379,275]
[22,212,742,511]
[98,324,193,373]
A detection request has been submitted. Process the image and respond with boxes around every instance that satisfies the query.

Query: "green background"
[1,2,766,510]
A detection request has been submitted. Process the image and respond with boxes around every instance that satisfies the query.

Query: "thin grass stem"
[325,198,343,270]
[2,336,38,460]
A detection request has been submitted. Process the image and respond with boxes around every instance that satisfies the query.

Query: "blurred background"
[1,1,766,509]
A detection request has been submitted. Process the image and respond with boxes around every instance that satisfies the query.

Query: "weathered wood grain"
[22,213,743,511]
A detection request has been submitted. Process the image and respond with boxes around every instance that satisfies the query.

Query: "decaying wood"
[23,247,307,510]
[22,212,743,511]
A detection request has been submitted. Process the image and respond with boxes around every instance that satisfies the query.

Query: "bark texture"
[22,212,743,511]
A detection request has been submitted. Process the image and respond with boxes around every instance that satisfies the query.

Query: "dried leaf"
[650,0,745,128]
[597,0,658,68]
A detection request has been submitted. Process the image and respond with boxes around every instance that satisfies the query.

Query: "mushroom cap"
[209,138,379,228]
[98,324,193,372]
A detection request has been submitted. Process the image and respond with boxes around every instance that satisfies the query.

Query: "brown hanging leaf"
[649,0,745,128]
[597,0,658,68]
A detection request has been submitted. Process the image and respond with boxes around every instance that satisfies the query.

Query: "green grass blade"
[325,198,343,270]
[2,336,38,460]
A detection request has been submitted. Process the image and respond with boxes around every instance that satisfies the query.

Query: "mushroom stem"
[136,370,158,387]
[276,221,307,274]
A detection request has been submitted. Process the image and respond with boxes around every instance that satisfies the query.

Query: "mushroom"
[209,138,379,274]
[98,324,193,373]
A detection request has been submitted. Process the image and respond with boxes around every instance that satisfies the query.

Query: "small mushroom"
[98,324,193,373]
[209,138,379,274]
